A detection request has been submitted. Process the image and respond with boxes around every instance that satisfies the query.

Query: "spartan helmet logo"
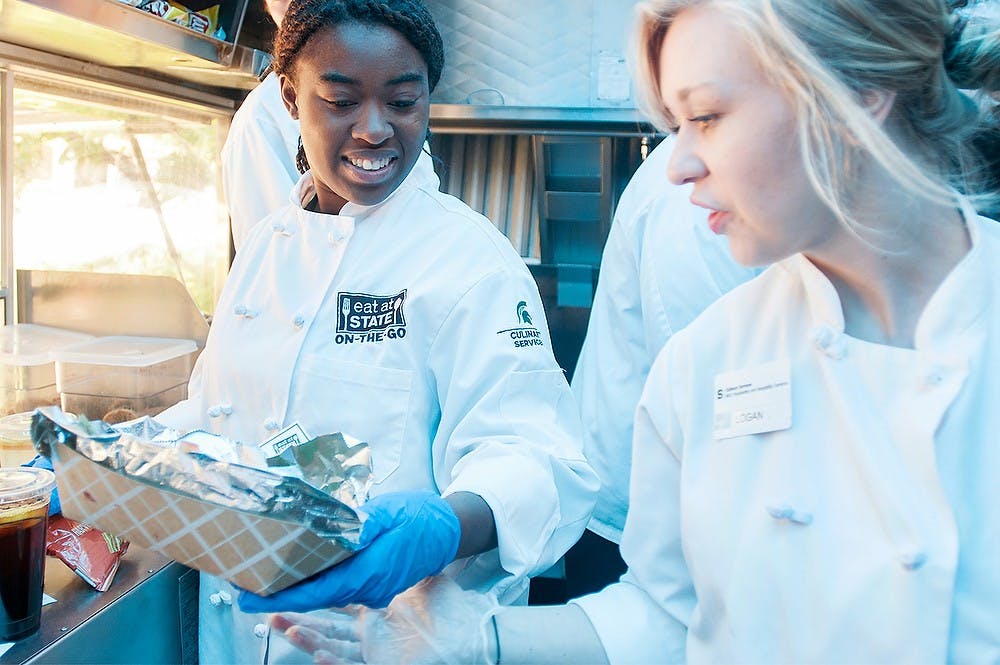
[516,301,533,325]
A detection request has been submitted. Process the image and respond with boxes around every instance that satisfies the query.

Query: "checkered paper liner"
[51,441,354,596]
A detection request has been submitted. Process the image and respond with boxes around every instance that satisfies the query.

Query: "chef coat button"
[767,505,794,520]
[272,222,293,236]
[264,418,281,431]
[243,308,259,319]
[208,403,231,418]
[788,510,813,525]
[293,315,306,329]
[208,591,232,607]
[924,368,945,387]
[812,326,846,359]
[234,304,247,316]
[767,504,812,525]
[899,550,928,571]
[253,623,268,639]
[811,326,833,350]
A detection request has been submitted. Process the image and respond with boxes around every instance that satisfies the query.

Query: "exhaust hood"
[0,0,265,91]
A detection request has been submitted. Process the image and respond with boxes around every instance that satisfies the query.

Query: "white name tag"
[713,359,792,440]
[259,422,311,457]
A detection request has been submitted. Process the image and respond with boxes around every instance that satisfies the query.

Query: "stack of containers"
[53,335,198,422]
[0,325,95,415]
[0,324,95,465]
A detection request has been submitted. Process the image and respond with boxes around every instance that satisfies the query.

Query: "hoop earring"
[296,136,310,174]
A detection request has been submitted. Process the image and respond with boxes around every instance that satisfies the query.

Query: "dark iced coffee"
[0,467,55,641]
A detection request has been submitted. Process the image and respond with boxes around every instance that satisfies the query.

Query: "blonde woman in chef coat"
[264,0,1000,663]
[157,0,598,663]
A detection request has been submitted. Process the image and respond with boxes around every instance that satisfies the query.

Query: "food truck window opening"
[2,65,232,319]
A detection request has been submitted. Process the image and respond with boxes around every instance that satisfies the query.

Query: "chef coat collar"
[913,197,989,349]
[781,196,988,350]
[288,145,440,219]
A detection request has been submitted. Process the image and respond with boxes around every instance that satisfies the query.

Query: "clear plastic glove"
[22,454,60,516]
[238,490,461,612]
[269,575,500,665]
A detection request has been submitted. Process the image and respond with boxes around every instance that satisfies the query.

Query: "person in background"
[265,0,1000,662]
[565,136,759,596]
[157,0,598,663]
[221,0,299,251]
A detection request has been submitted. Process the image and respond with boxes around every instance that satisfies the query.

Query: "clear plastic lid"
[0,411,34,442]
[0,467,55,506]
[0,324,94,367]
[53,335,198,367]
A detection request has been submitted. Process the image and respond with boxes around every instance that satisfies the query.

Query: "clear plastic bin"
[60,383,189,422]
[0,325,94,415]
[55,335,198,404]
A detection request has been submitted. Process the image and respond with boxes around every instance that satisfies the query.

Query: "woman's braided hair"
[272,0,444,91]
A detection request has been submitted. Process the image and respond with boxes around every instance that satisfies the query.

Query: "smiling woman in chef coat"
[263,0,1000,663]
[157,0,598,662]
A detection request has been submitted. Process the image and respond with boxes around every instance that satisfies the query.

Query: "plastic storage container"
[0,411,36,467]
[54,336,198,421]
[0,325,95,416]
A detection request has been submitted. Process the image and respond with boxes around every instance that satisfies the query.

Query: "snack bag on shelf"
[187,5,220,35]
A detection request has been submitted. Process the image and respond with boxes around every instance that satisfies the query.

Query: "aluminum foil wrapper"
[31,406,370,548]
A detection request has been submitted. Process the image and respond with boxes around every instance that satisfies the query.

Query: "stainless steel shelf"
[0,0,263,91]
[430,104,661,137]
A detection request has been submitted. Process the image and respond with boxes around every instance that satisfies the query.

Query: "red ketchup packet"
[46,515,129,592]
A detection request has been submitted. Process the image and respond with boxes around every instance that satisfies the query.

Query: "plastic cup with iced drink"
[0,466,55,641]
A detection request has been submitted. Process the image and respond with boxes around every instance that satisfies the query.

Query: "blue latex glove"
[238,490,461,613]
[22,454,61,516]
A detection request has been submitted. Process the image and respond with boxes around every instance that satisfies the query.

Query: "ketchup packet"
[46,515,129,592]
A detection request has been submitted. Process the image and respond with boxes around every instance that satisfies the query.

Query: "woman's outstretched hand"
[269,575,500,665]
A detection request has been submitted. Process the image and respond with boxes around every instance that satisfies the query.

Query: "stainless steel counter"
[1,550,192,665]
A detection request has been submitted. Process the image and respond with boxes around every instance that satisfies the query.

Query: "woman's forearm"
[493,604,610,665]
[445,491,498,559]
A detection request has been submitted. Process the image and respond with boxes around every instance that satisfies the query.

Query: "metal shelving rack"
[0,0,265,91]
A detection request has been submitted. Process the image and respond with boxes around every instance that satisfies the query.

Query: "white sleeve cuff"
[570,581,687,665]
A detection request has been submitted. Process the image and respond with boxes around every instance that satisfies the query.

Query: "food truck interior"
[0,1,661,662]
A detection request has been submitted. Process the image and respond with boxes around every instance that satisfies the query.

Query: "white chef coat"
[571,138,759,543]
[159,160,598,664]
[575,202,1000,663]
[221,72,300,251]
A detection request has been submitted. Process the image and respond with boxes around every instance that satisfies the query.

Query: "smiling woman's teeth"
[349,156,392,171]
